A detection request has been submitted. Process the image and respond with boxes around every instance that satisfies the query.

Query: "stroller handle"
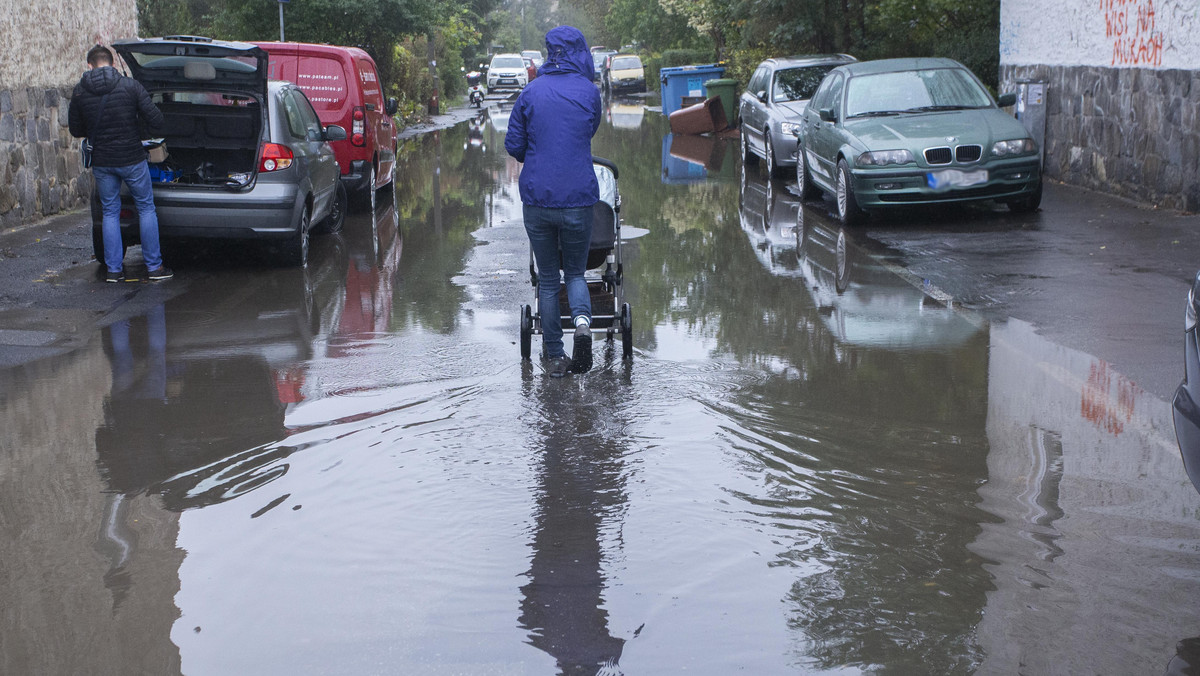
[592,156,618,180]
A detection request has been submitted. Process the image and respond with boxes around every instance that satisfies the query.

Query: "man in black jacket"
[69,44,172,282]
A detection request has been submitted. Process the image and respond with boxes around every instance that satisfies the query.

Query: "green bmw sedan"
[794,57,1042,225]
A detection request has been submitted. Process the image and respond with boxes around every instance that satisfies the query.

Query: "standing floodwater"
[1,101,1198,675]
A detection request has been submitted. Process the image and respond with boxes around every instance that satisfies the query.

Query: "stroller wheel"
[520,304,533,360]
[620,303,633,361]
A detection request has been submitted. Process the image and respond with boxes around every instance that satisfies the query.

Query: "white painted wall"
[1001,0,1200,69]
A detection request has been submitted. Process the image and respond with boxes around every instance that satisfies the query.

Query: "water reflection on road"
[0,97,1198,675]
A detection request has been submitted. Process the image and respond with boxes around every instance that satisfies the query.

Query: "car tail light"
[352,106,366,146]
[259,143,294,172]
[119,208,134,220]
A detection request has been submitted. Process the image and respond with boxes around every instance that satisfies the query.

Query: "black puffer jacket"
[68,66,163,168]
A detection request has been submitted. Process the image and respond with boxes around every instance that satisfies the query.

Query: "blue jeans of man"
[524,204,592,358]
[93,161,163,273]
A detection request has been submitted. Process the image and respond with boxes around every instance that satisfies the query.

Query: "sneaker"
[546,354,572,378]
[570,331,593,374]
[105,269,123,283]
[148,266,174,281]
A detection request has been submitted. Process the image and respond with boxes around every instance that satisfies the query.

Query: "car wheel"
[315,181,347,235]
[765,134,780,179]
[836,158,865,226]
[352,164,376,212]
[280,205,311,267]
[741,123,758,165]
[795,145,819,200]
[1008,177,1043,213]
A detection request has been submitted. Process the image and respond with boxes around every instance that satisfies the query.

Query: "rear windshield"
[773,65,836,103]
[127,53,258,74]
[491,57,524,69]
[611,56,641,70]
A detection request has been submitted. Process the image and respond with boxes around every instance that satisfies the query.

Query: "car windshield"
[491,57,524,69]
[772,65,837,103]
[611,56,641,70]
[845,67,992,118]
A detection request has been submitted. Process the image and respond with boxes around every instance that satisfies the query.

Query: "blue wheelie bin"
[659,63,725,117]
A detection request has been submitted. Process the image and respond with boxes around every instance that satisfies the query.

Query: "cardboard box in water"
[668,96,729,135]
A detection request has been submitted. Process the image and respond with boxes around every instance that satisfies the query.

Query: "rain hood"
[538,25,595,81]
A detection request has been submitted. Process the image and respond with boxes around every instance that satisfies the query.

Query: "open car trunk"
[112,37,269,188]
[151,94,262,187]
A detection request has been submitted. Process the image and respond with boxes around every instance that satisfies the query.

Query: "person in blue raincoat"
[505,26,603,377]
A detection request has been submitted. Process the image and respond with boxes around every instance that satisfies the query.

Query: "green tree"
[604,0,700,52]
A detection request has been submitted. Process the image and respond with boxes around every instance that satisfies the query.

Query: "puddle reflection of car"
[487,104,512,134]
[95,242,349,510]
[606,100,645,130]
[1171,270,1200,495]
[738,166,803,276]
[796,206,981,349]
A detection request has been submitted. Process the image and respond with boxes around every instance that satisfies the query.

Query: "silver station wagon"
[94,36,348,267]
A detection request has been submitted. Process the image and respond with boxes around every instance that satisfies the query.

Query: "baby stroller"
[520,157,633,362]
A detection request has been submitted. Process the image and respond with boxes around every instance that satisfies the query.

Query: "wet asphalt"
[4,105,1196,397]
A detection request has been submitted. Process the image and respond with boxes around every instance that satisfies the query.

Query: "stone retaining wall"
[0,0,137,228]
[0,87,94,228]
[1000,65,1200,213]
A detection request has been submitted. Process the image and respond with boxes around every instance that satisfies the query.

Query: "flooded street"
[3,100,1200,675]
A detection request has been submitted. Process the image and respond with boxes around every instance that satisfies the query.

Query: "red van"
[255,42,399,210]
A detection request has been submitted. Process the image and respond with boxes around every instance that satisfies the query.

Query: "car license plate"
[927,169,987,189]
[499,78,515,84]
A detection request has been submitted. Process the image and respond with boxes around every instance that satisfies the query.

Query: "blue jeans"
[93,161,162,273]
[524,204,593,358]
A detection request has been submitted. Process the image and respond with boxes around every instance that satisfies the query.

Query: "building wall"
[0,0,138,228]
[999,0,1200,211]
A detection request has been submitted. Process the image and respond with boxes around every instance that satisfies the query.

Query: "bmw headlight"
[780,122,802,137]
[992,138,1037,156]
[857,149,915,166]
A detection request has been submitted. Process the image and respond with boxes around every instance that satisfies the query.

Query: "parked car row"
[94,36,400,268]
[739,54,1044,225]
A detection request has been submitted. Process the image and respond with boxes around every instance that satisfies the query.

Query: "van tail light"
[260,143,294,172]
[352,106,366,146]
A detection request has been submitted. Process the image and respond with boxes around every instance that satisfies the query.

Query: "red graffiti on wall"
[1102,0,1164,66]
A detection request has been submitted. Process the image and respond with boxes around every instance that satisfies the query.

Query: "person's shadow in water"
[518,361,639,675]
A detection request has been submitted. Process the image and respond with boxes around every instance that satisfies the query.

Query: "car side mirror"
[756,90,767,103]
[997,92,1017,107]
[324,124,347,141]
[818,107,836,122]
[386,97,399,116]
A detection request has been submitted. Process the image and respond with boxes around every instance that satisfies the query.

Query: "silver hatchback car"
[93,37,347,267]
[739,54,856,178]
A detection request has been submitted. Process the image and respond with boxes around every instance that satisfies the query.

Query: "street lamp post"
[278,0,287,42]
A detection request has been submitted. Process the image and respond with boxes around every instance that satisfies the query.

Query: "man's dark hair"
[87,45,114,67]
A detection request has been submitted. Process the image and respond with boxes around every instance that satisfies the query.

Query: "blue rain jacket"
[505,26,602,208]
